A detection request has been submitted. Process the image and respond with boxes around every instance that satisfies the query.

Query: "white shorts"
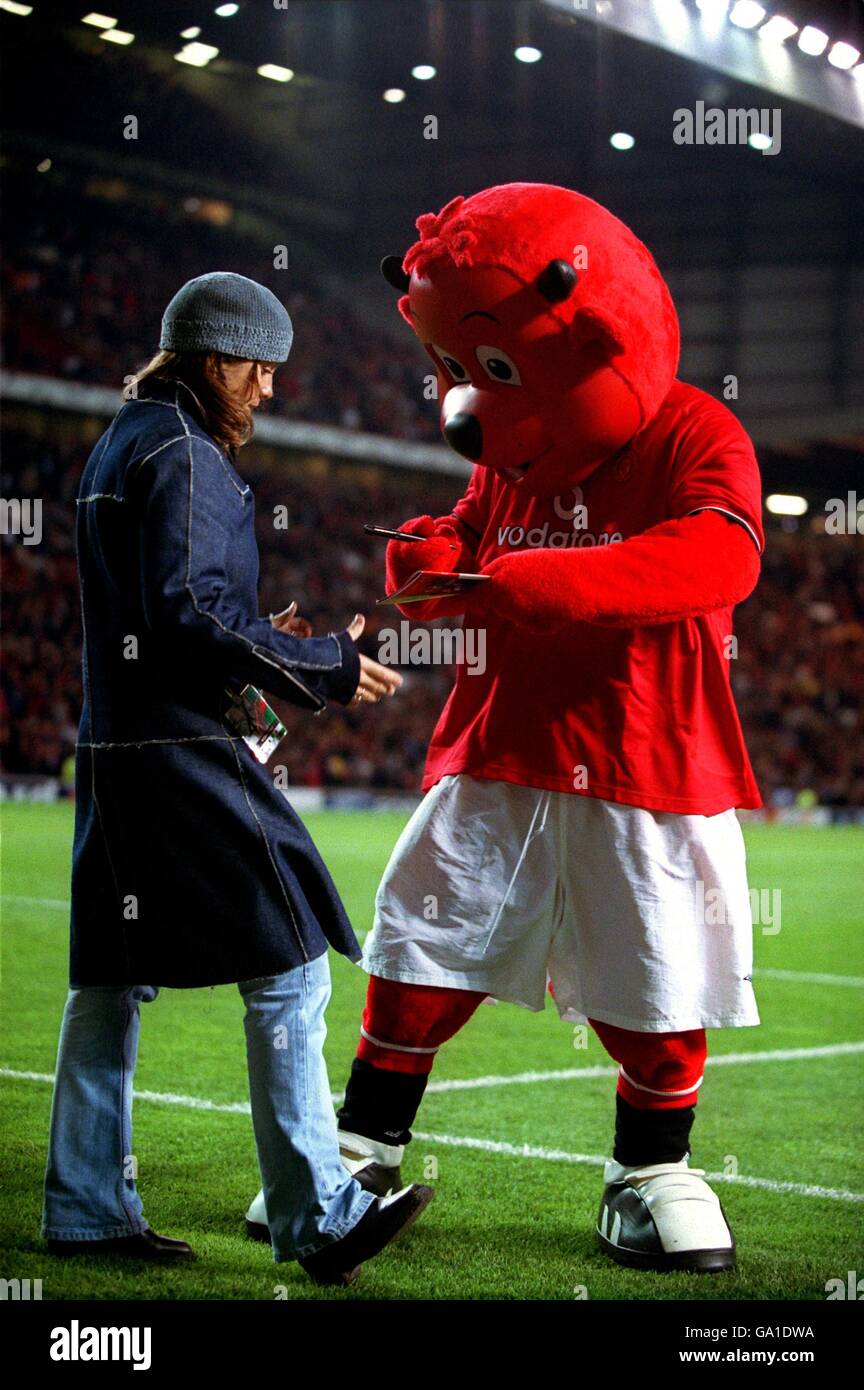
[362,774,760,1032]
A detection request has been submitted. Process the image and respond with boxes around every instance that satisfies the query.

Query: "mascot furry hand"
[381,182,761,630]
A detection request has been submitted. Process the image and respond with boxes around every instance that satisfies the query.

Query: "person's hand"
[345,614,403,705]
[271,600,313,638]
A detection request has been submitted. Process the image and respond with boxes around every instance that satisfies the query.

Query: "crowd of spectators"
[734,533,864,816]
[2,422,863,809]
[1,181,439,442]
[1,428,83,783]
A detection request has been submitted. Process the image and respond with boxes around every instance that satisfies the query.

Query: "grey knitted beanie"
[159,272,293,361]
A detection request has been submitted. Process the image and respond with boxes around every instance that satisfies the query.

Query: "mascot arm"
[467,509,760,632]
[385,512,480,620]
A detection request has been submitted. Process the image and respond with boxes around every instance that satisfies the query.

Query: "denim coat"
[70,375,362,988]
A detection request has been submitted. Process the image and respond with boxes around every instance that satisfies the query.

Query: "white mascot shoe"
[337,1129,405,1195]
[244,1130,405,1243]
[245,1188,270,1242]
[596,1155,736,1273]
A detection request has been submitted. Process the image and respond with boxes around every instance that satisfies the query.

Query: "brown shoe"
[299,1183,434,1287]
[47,1229,194,1261]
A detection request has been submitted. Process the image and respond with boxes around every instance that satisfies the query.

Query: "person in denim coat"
[41,272,433,1283]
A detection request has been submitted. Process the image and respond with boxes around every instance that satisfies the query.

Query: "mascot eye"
[432,345,469,383]
[475,346,522,385]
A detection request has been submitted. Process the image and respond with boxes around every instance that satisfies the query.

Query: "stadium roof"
[2,0,862,271]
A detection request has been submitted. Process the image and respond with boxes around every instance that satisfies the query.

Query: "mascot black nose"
[444,412,483,461]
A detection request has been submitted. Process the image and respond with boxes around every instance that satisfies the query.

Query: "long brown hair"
[123,350,260,455]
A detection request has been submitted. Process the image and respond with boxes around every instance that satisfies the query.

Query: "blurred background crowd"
[2,181,438,443]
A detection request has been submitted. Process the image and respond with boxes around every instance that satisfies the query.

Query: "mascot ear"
[535,258,578,303]
[381,255,410,291]
[569,305,627,356]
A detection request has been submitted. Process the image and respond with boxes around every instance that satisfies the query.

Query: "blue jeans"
[41,952,375,1261]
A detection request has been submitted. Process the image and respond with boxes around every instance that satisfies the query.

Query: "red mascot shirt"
[422,381,764,815]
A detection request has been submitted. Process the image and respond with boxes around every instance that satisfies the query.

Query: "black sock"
[336,1058,428,1148]
[613,1094,696,1167]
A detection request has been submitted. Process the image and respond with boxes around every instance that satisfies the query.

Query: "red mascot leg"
[357,974,485,1073]
[589,1016,707,1110]
[337,975,485,1147]
[588,1016,708,1166]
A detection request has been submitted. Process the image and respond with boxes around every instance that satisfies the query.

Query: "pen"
[363,524,425,542]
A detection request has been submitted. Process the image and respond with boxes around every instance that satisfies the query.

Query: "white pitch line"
[2,895,70,911]
[2,1042,862,1110]
[3,1044,864,1207]
[0,1069,255,1116]
[755,967,864,988]
[424,1041,864,1093]
[4,1069,857,1204]
[706,1041,864,1065]
[427,1065,617,1091]
[133,1087,252,1115]
[410,1130,864,1204]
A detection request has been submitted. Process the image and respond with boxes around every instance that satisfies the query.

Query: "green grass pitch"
[1,801,862,1301]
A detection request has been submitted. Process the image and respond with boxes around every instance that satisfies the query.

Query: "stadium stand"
[0,176,438,441]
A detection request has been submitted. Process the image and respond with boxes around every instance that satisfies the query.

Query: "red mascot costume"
[248,183,764,1273]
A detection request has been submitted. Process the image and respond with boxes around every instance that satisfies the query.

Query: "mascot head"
[382,182,680,497]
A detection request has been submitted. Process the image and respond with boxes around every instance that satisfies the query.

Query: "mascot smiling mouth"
[500,444,553,484]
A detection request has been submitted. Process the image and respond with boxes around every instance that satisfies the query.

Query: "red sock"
[589,1016,707,1110]
[356,975,485,1074]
